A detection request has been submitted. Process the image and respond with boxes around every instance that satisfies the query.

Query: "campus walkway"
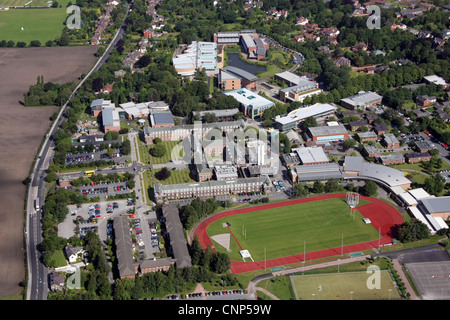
[392,259,420,300]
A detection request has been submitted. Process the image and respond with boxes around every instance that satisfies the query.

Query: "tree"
[423,174,445,196]
[292,182,309,197]
[312,180,324,193]
[397,218,430,243]
[149,144,166,158]
[362,181,377,197]
[203,112,216,123]
[343,139,357,150]
[211,252,230,274]
[302,117,317,130]
[104,131,119,141]
[324,179,341,193]
[136,55,151,68]
[113,278,134,300]
[120,140,131,155]
[30,40,41,47]
[189,235,204,266]
[46,172,59,183]
[92,77,103,92]
[155,167,171,180]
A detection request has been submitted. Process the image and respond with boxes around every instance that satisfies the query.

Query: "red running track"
[192,193,404,274]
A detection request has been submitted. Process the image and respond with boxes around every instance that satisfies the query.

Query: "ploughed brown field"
[0,46,98,297]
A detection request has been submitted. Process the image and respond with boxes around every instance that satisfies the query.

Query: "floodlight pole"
[341,233,344,256]
[264,248,266,271]
[304,241,306,262]
[378,227,381,249]
[302,241,306,275]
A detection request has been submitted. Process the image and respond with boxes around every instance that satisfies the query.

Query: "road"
[260,34,305,71]
[26,2,132,300]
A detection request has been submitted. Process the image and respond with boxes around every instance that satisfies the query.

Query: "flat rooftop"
[308,125,348,136]
[294,147,329,164]
[421,196,450,214]
[224,88,275,109]
[341,91,382,107]
[275,103,336,125]
[275,71,310,85]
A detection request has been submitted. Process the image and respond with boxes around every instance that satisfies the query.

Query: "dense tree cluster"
[179,198,221,230]
[24,75,76,107]
[396,218,431,243]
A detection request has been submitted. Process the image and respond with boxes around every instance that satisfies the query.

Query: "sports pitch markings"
[290,270,401,300]
[193,193,404,274]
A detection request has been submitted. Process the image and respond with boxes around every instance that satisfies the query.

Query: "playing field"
[0,8,67,43]
[290,271,401,300]
[206,198,381,262]
[0,0,29,5]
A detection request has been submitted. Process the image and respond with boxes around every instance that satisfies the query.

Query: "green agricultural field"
[207,198,380,261]
[290,271,401,300]
[0,8,67,43]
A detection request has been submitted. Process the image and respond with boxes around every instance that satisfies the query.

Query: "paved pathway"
[392,259,420,300]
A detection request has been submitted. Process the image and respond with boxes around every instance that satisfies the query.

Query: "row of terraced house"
[90,0,120,45]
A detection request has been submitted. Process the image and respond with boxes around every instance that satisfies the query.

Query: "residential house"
[296,17,308,26]
[334,56,351,67]
[373,122,389,135]
[100,83,114,94]
[356,131,378,142]
[424,75,450,90]
[362,145,382,158]
[348,120,369,131]
[49,272,66,291]
[378,153,405,165]
[383,133,400,149]
[321,27,340,38]
[64,244,85,264]
[303,23,320,32]
[416,95,436,107]
[405,151,432,163]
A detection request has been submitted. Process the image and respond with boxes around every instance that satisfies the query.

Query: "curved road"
[26,2,132,300]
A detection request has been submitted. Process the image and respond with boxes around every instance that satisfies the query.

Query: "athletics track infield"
[192,193,404,274]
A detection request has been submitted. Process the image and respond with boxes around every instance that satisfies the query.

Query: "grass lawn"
[0,8,68,43]
[290,270,401,300]
[48,250,68,268]
[0,0,72,6]
[255,63,282,79]
[152,168,195,185]
[206,198,381,262]
[0,0,28,5]
[389,161,450,184]
[149,141,183,164]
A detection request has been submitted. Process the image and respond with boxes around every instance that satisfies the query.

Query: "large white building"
[225,88,275,119]
[342,156,411,190]
[274,103,337,131]
[173,41,218,76]
[394,187,449,234]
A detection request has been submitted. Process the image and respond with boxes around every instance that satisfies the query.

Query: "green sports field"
[206,198,380,261]
[0,8,67,43]
[290,271,401,300]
